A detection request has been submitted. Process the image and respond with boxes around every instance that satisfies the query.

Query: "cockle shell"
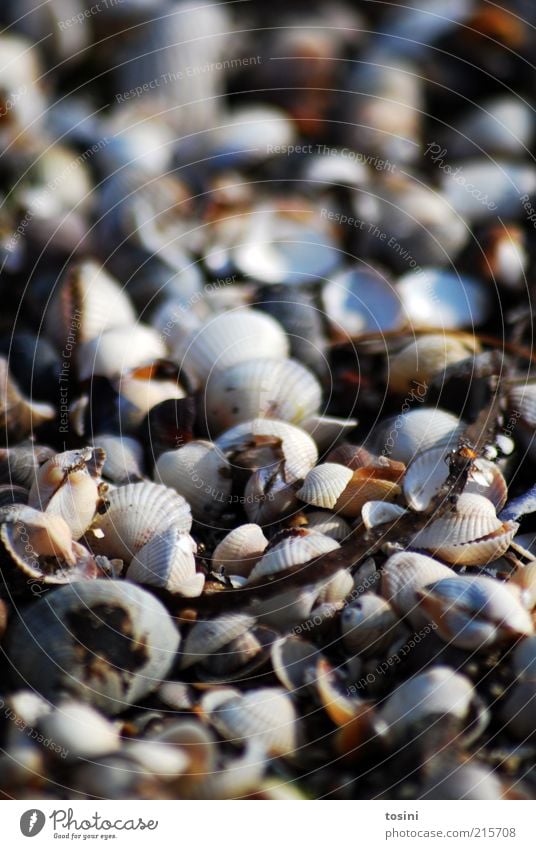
[7,581,181,713]
[28,447,104,539]
[403,447,507,512]
[410,493,518,565]
[177,308,289,383]
[341,594,401,656]
[114,363,186,424]
[361,500,407,529]
[381,551,455,626]
[417,575,534,649]
[388,333,479,393]
[180,614,256,670]
[212,524,268,577]
[45,260,136,348]
[374,407,464,463]
[0,357,55,442]
[38,701,120,760]
[178,614,275,681]
[379,667,475,739]
[0,444,55,489]
[248,531,339,582]
[154,440,232,523]
[77,324,167,381]
[0,504,75,566]
[202,357,322,435]
[95,434,144,483]
[305,511,352,541]
[296,462,402,518]
[200,686,298,757]
[243,466,298,526]
[87,481,191,563]
[300,415,358,451]
[127,528,203,597]
[216,418,318,482]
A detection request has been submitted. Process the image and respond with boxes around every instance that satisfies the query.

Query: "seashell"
[87,481,191,563]
[315,568,353,605]
[0,483,28,507]
[243,466,298,526]
[28,447,104,539]
[202,358,322,435]
[323,267,403,338]
[300,415,358,451]
[397,268,490,330]
[246,584,320,633]
[216,418,318,483]
[410,493,518,565]
[381,551,455,627]
[95,434,144,483]
[361,500,407,529]
[154,441,232,524]
[37,701,120,760]
[0,357,55,442]
[374,408,465,463]
[403,447,507,512]
[248,531,339,582]
[341,594,401,656]
[123,740,190,779]
[440,161,536,223]
[177,309,289,384]
[305,511,351,541]
[77,324,167,381]
[45,260,136,349]
[0,504,76,566]
[508,382,536,428]
[510,562,536,610]
[212,524,268,577]
[446,96,534,159]
[296,462,402,518]
[114,362,186,425]
[180,613,256,670]
[200,686,298,757]
[209,105,296,170]
[326,443,375,469]
[388,333,479,394]
[379,667,475,740]
[417,575,534,649]
[7,581,181,714]
[0,444,55,489]
[127,528,203,597]
[271,635,328,695]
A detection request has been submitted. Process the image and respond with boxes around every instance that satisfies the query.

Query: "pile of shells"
[2,0,536,802]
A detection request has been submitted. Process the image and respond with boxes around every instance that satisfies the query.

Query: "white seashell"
[249,532,339,582]
[243,468,298,526]
[45,260,136,347]
[114,367,186,423]
[508,383,536,427]
[38,701,120,759]
[379,667,474,738]
[441,161,536,223]
[381,551,455,626]
[0,504,77,569]
[246,585,320,632]
[388,333,478,393]
[296,463,353,510]
[212,524,268,577]
[300,415,358,451]
[216,418,318,482]
[88,481,191,563]
[177,308,289,383]
[127,528,203,597]
[510,563,536,611]
[316,568,353,605]
[154,441,232,523]
[202,357,322,434]
[417,575,534,649]
[123,740,190,778]
[361,501,407,529]
[297,462,402,518]
[306,511,352,541]
[398,268,490,328]
[374,407,464,463]
[201,687,298,757]
[95,434,144,483]
[0,358,55,441]
[77,324,167,381]
[180,614,256,670]
[341,594,400,656]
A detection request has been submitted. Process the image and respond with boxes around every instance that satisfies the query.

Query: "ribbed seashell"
[202,357,322,435]
[417,576,534,649]
[0,504,75,565]
[154,441,232,523]
[508,382,536,427]
[7,581,180,713]
[177,309,289,383]
[127,529,203,597]
[388,333,479,393]
[87,481,191,563]
[271,636,329,695]
[28,447,103,539]
[374,407,464,463]
[180,614,256,670]
[410,493,518,565]
[216,418,318,483]
[38,701,120,760]
[300,415,358,451]
[77,324,167,381]
[297,462,402,518]
[305,511,352,541]
[381,551,456,626]
[248,531,339,582]
[403,448,508,512]
[379,667,475,740]
[95,434,144,483]
[246,585,321,632]
[361,501,407,529]
[45,260,136,348]
[316,568,353,605]
[0,444,55,489]
[341,594,400,656]
[0,357,55,442]
[200,687,298,757]
[212,524,268,577]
